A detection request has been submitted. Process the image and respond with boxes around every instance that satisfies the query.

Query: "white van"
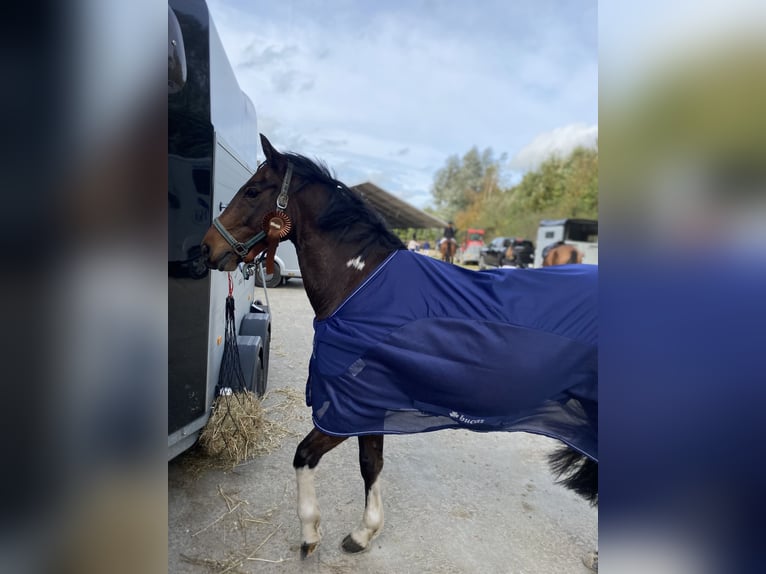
[254,240,302,287]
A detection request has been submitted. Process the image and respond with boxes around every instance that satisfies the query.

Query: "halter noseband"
[212,217,265,258]
[212,162,294,270]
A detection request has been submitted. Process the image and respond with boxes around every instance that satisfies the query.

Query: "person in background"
[440,221,457,249]
[407,234,420,251]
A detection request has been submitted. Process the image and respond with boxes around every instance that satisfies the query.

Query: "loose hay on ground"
[198,387,305,466]
[180,522,287,573]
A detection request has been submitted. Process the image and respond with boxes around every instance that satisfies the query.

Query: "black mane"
[282,152,405,253]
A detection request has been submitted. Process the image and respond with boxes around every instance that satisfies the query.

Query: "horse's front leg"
[293,428,347,558]
[342,435,384,553]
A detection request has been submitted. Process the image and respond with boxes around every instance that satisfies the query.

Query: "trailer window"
[566,221,598,242]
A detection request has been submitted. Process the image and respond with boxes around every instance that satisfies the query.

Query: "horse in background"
[439,239,457,263]
[543,241,583,267]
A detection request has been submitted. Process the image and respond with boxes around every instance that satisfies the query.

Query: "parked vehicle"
[479,237,513,269]
[253,240,302,288]
[534,219,598,268]
[479,237,534,269]
[505,238,535,268]
[456,228,485,264]
[458,244,482,265]
[462,228,486,250]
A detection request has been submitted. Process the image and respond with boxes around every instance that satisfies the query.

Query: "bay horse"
[439,238,457,263]
[201,135,598,559]
[543,241,583,267]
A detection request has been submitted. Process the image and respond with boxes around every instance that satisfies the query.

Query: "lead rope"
[254,251,271,310]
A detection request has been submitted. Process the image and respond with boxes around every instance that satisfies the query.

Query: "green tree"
[430,147,506,220]
[447,145,598,240]
[431,154,464,216]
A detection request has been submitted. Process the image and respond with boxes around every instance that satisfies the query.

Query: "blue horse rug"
[306,250,598,461]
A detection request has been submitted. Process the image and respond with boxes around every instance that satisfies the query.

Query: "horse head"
[202,134,404,317]
[202,134,296,271]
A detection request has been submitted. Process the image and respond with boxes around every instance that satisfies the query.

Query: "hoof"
[341,534,367,554]
[300,541,319,559]
[582,550,598,572]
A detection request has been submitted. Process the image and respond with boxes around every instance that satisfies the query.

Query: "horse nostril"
[200,242,210,258]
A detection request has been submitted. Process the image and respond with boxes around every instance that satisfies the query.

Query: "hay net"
[217,288,247,397]
[200,273,262,462]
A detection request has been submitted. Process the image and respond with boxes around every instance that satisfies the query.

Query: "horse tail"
[548,445,598,505]
[567,247,579,264]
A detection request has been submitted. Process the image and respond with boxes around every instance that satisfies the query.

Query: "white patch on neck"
[346,256,365,271]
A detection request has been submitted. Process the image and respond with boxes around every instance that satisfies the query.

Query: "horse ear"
[260,134,284,168]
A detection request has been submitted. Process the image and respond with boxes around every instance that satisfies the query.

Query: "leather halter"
[212,162,294,274]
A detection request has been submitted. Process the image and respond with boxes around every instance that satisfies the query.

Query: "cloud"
[240,43,298,68]
[269,69,315,95]
[510,123,598,171]
[320,137,349,148]
[271,70,297,94]
[206,0,597,208]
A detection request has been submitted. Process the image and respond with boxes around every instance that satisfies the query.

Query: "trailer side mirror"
[168,6,187,94]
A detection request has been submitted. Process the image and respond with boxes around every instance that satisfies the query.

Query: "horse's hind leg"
[293,428,348,558]
[342,435,384,553]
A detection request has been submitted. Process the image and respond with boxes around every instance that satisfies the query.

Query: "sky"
[601,0,766,97]
[206,0,597,209]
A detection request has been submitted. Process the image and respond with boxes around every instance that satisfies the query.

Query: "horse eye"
[244,186,259,198]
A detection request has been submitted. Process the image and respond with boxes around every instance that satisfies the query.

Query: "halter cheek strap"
[276,162,293,209]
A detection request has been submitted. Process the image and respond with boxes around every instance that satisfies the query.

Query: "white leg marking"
[296,466,321,545]
[346,256,366,271]
[350,477,384,549]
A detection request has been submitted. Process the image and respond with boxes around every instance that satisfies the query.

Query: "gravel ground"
[169,279,598,574]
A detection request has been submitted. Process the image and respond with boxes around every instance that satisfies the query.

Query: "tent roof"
[351,182,447,229]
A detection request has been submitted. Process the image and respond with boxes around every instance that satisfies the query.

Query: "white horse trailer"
[168,0,271,460]
[534,218,599,267]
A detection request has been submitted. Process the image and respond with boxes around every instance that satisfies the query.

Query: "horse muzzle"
[201,233,241,272]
